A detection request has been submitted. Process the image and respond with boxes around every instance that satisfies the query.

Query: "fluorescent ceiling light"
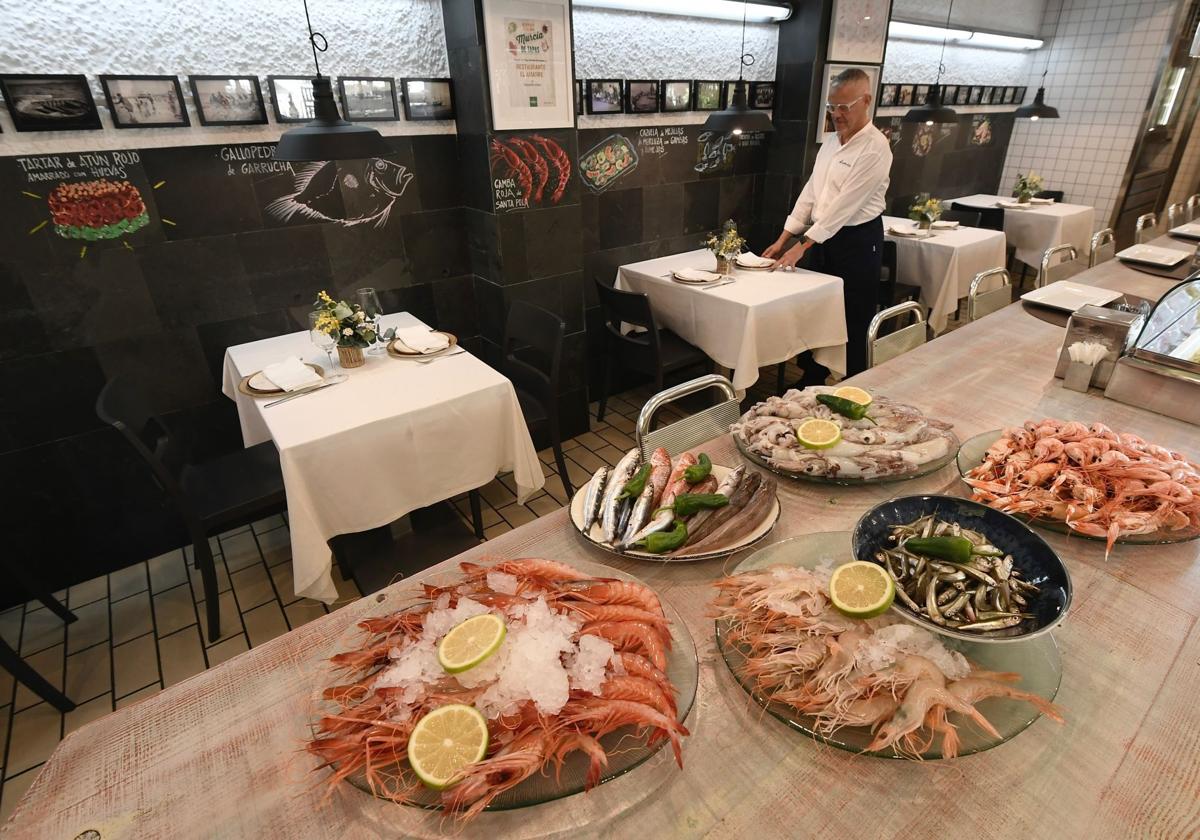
[963,32,1043,49]
[888,21,971,42]
[574,0,791,22]
[1191,21,1200,57]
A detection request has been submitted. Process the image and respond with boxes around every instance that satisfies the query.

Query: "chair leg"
[194,535,222,643]
[552,443,574,499]
[776,362,787,394]
[468,490,486,541]
[0,639,74,713]
[596,356,612,421]
[1,557,76,625]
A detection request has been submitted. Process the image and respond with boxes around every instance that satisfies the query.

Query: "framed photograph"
[878,83,896,107]
[187,75,267,126]
[586,79,623,114]
[970,86,984,105]
[482,0,573,130]
[268,76,316,123]
[99,75,189,128]
[0,74,101,132]
[954,85,970,105]
[914,84,930,106]
[897,84,914,106]
[940,84,958,104]
[338,77,398,121]
[402,78,454,120]
[1004,86,1017,104]
[693,80,723,111]
[575,79,584,115]
[1015,86,1027,104]
[819,63,881,141]
[724,80,744,108]
[828,0,891,63]
[625,79,659,113]
[750,81,775,109]
[981,86,995,105]
[661,79,692,112]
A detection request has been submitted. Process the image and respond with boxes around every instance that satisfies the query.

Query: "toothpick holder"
[1063,360,1096,392]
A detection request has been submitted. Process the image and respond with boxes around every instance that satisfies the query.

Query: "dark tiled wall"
[0,135,470,596]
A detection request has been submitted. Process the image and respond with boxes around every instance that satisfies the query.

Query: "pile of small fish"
[871,515,1041,633]
[732,387,957,479]
[580,447,777,556]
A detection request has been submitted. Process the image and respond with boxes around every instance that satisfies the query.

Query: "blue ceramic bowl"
[852,494,1072,643]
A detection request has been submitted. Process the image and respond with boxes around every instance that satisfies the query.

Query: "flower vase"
[918,219,932,230]
[715,256,734,275]
[338,344,365,368]
[1018,193,1031,204]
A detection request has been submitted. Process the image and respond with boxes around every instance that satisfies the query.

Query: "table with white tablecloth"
[951,193,1095,268]
[883,216,1008,333]
[220,312,544,603]
[616,249,847,390]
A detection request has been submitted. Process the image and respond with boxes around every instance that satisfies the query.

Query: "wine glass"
[308,311,337,369]
[357,287,385,355]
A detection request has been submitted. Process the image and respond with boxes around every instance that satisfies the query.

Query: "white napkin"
[931,220,959,229]
[1030,196,1055,204]
[674,268,722,283]
[888,225,924,236]
[262,357,323,391]
[394,326,451,353]
[735,252,773,268]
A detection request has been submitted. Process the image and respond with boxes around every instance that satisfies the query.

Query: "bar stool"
[1135,213,1157,243]
[866,301,926,369]
[1089,228,1116,267]
[1167,202,1186,230]
[967,268,1012,321]
[1038,244,1080,288]
[1188,194,1200,222]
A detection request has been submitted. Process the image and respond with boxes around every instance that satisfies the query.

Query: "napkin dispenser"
[1053,305,1141,388]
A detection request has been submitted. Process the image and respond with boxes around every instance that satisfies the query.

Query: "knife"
[264,375,347,407]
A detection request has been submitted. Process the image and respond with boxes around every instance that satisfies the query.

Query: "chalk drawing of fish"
[265,158,413,229]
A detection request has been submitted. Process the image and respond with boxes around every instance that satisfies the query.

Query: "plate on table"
[238,363,325,397]
[672,268,723,285]
[1169,222,1200,241]
[735,253,774,270]
[888,225,932,238]
[569,463,780,562]
[387,331,458,358]
[714,532,1063,760]
[1116,244,1189,268]
[1019,282,1122,312]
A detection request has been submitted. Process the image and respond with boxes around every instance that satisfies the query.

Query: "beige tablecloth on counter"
[220,312,544,603]
[616,249,848,389]
[952,193,1096,268]
[883,216,1009,333]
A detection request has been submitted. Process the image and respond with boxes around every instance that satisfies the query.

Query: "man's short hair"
[830,68,870,89]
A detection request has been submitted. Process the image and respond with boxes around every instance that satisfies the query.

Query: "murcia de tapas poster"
[483,0,574,130]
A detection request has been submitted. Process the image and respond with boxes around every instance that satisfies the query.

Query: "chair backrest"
[867,301,927,368]
[940,208,983,227]
[95,378,190,505]
[1135,212,1157,243]
[1167,202,1186,229]
[635,374,741,459]
[878,239,898,306]
[1036,190,1065,203]
[968,267,1012,321]
[978,206,1005,232]
[1038,244,1081,287]
[501,300,564,414]
[1188,194,1200,221]
[1089,228,1116,267]
[594,278,663,365]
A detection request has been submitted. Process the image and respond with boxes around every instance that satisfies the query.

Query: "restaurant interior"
[2,0,1200,834]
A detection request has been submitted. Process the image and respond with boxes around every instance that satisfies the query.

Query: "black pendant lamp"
[1015,0,1065,120]
[703,1,775,135]
[274,0,389,161]
[903,0,958,124]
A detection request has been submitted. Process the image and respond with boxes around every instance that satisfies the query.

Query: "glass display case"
[1130,276,1200,374]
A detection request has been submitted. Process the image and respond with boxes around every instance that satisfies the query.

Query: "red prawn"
[507,137,549,203]
[531,134,570,203]
[490,138,533,203]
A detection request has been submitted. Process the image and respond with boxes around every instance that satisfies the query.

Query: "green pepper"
[637,520,688,554]
[683,453,712,484]
[816,394,876,425]
[903,535,975,565]
[618,464,651,500]
[672,493,729,518]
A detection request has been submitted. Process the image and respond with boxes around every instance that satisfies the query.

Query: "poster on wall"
[482,0,574,130]
[828,0,891,64]
[817,64,881,142]
[490,130,574,211]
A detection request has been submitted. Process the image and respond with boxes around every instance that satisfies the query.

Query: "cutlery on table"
[699,279,736,291]
[414,348,466,364]
[264,374,348,407]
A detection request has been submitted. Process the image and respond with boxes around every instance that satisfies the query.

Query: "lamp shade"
[1014,86,1059,120]
[702,80,775,135]
[275,76,390,161]
[902,84,958,124]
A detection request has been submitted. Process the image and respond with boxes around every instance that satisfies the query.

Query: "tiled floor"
[0,317,978,821]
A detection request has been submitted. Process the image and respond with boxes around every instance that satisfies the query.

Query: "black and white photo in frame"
[188,76,268,125]
[268,76,317,123]
[0,74,101,131]
[402,78,454,120]
[100,75,189,128]
[339,77,399,121]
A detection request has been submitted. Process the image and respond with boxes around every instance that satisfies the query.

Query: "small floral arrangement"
[312,290,378,347]
[908,193,943,225]
[1014,171,1044,200]
[704,219,746,259]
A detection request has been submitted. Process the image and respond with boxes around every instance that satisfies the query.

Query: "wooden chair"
[1135,213,1158,243]
[1038,244,1081,288]
[866,302,927,368]
[97,378,288,642]
[1089,228,1116,267]
[967,268,1012,321]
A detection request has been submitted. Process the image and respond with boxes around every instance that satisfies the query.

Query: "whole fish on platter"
[617,448,674,548]
[601,449,641,545]
[626,452,697,547]
[581,466,610,532]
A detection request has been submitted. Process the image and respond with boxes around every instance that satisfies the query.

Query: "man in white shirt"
[763,67,893,380]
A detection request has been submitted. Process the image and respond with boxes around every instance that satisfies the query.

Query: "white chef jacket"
[784,123,892,244]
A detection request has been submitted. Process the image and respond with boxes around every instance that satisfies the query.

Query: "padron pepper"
[816,393,876,425]
[683,453,712,483]
[671,492,728,518]
[903,535,975,565]
[637,520,688,554]
[618,464,652,500]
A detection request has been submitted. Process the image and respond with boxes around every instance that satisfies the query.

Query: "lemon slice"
[438,613,507,674]
[829,561,895,619]
[407,704,489,789]
[833,386,872,407]
[795,418,842,450]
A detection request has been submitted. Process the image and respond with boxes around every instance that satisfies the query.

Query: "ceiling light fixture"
[574,0,791,22]
[1015,0,1066,120]
[903,0,959,125]
[702,0,775,136]
[888,21,1043,50]
[274,0,390,162]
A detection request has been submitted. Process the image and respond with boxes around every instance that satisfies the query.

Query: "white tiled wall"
[1000,0,1178,227]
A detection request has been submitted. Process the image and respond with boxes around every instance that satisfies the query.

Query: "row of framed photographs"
[880,82,1027,108]
[0,73,454,133]
[577,79,775,116]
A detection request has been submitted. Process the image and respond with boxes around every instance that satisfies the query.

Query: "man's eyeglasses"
[825,95,866,113]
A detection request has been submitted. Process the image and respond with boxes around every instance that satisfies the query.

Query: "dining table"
[6,248,1200,839]
[951,193,1096,269]
[883,215,1008,333]
[219,311,545,604]
[616,249,848,390]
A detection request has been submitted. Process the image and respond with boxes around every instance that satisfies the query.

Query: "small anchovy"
[617,485,656,549]
[601,449,641,545]
[581,466,609,533]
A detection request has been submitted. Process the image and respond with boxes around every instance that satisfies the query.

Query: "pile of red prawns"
[308,558,686,820]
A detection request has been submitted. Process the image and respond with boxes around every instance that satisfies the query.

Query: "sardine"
[685,465,743,534]
[626,451,696,547]
[616,485,656,549]
[601,449,641,544]
[581,466,609,533]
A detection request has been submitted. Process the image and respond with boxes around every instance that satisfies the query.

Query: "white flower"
[343,327,353,336]
[356,311,365,321]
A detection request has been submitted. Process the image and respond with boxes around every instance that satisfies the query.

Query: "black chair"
[1,556,77,712]
[594,280,708,422]
[97,378,287,642]
[1036,190,1065,202]
[940,208,982,226]
[978,206,1006,231]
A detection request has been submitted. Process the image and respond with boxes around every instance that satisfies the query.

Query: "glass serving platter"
[956,430,1200,546]
[734,430,961,487]
[715,532,1062,759]
[313,557,698,812]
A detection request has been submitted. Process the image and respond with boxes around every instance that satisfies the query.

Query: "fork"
[414,348,466,365]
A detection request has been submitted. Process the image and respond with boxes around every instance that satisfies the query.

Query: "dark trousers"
[805,215,883,378]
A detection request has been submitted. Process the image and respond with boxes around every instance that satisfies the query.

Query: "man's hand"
[771,240,811,271]
[762,234,791,260]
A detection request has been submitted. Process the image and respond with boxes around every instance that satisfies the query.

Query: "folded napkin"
[1030,197,1055,204]
[262,356,323,391]
[674,268,722,283]
[735,252,773,268]
[887,225,924,236]
[931,220,959,229]
[394,326,451,354]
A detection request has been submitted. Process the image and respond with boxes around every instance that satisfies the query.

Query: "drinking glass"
[357,287,385,354]
[308,311,337,369]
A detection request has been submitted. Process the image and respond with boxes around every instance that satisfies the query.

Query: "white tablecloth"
[883,216,1008,334]
[616,249,847,389]
[220,312,544,603]
[951,193,1095,268]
